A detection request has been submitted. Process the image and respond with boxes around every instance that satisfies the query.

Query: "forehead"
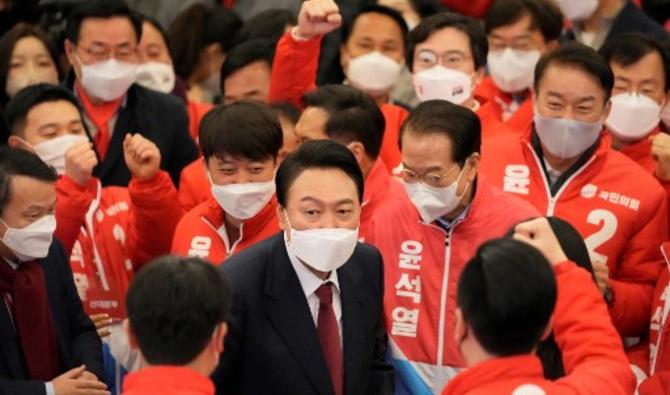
[611,51,665,79]
[537,64,606,100]
[417,26,472,54]
[489,13,537,38]
[140,22,165,47]
[226,61,271,85]
[349,12,404,41]
[12,36,50,56]
[79,16,138,44]
[26,100,81,127]
[401,130,455,166]
[7,175,56,209]
[286,168,358,204]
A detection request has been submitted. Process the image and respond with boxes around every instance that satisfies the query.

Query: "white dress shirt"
[284,235,343,345]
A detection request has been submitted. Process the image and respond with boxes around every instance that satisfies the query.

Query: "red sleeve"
[55,176,94,256]
[553,261,637,395]
[269,31,323,108]
[609,190,668,337]
[440,0,493,18]
[126,171,184,270]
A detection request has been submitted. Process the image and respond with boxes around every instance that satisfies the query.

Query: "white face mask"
[135,61,176,94]
[606,93,662,141]
[534,113,602,159]
[5,69,59,97]
[210,180,275,220]
[79,57,137,102]
[555,0,598,21]
[404,166,468,223]
[0,215,56,262]
[284,212,359,273]
[413,65,472,104]
[487,48,541,94]
[29,135,89,175]
[346,51,403,95]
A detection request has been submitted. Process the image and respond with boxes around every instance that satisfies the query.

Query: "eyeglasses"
[399,163,463,188]
[415,49,471,69]
[77,44,138,63]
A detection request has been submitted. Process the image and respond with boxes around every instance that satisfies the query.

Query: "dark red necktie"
[315,282,343,395]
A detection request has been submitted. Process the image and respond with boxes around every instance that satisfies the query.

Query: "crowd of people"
[0,0,669,394]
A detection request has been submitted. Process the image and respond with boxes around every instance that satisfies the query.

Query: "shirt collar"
[283,232,340,298]
[1,257,18,270]
[435,205,471,231]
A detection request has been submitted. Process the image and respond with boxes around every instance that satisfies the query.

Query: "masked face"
[413,65,473,104]
[606,93,662,142]
[534,112,602,159]
[404,165,469,223]
[284,210,359,272]
[0,215,56,262]
[210,179,275,220]
[135,61,176,93]
[487,48,541,94]
[78,57,137,102]
[554,0,599,21]
[346,51,403,95]
[5,36,59,97]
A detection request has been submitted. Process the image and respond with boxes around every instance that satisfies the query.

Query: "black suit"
[65,73,199,187]
[563,1,669,48]
[213,232,393,395]
[0,241,103,395]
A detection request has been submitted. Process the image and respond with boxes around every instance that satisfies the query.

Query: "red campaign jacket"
[178,158,211,212]
[122,366,214,395]
[365,176,540,393]
[441,261,636,395]
[616,127,670,229]
[55,171,182,319]
[475,77,534,135]
[187,100,214,144]
[360,159,407,241]
[269,31,408,172]
[171,197,280,264]
[649,243,670,375]
[480,126,668,338]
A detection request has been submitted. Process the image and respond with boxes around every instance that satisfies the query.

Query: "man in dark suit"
[560,0,668,50]
[63,0,198,187]
[0,147,106,395]
[213,140,393,395]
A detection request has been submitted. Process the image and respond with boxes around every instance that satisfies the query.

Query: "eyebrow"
[299,196,356,205]
[402,162,444,173]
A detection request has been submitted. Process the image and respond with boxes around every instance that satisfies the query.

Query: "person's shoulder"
[220,233,283,279]
[130,84,186,113]
[604,149,665,196]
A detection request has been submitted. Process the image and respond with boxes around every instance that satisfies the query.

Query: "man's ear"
[540,316,553,341]
[454,308,467,344]
[346,141,366,166]
[214,323,228,353]
[545,39,559,52]
[7,135,24,150]
[124,319,139,350]
[64,39,76,67]
[276,205,286,230]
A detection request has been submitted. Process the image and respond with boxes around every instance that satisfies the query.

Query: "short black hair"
[534,42,615,103]
[234,8,296,46]
[457,238,557,356]
[220,38,274,95]
[485,0,563,42]
[408,12,488,72]
[304,85,386,159]
[4,83,84,137]
[168,4,242,80]
[276,140,364,206]
[0,23,64,108]
[126,255,232,366]
[0,147,57,217]
[66,0,142,44]
[199,101,283,162]
[600,32,670,91]
[342,5,409,49]
[270,101,301,125]
[400,100,481,166]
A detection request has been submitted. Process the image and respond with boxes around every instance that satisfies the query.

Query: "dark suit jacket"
[0,241,104,395]
[213,232,394,395]
[65,73,199,187]
[563,1,669,48]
